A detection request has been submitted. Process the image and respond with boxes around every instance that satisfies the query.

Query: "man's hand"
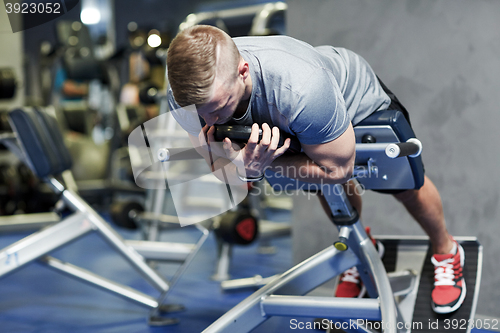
[198,123,291,178]
[224,123,291,177]
[198,124,241,161]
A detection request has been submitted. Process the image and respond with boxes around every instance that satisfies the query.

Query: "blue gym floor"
[0,211,495,333]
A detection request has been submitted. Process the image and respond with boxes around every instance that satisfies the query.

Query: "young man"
[166,25,465,314]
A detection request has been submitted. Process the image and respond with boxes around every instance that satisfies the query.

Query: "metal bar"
[136,212,180,224]
[39,256,159,308]
[0,212,60,232]
[321,183,357,218]
[202,246,359,332]
[250,2,287,35]
[136,212,215,230]
[342,223,378,298]
[179,3,278,31]
[261,295,381,321]
[59,186,169,293]
[212,241,232,281]
[258,221,291,240]
[124,240,195,262]
[339,221,403,333]
[356,230,401,333]
[154,224,210,310]
[221,274,279,292]
[387,270,418,297]
[355,143,391,154]
[0,212,92,277]
[146,111,176,243]
[373,235,478,242]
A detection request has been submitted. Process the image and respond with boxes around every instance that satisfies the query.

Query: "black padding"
[34,108,72,173]
[358,110,425,189]
[9,108,72,178]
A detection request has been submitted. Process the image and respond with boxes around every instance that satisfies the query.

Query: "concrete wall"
[287,0,500,317]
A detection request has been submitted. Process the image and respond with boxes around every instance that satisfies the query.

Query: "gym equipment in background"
[0,68,16,100]
[178,1,287,36]
[0,107,210,326]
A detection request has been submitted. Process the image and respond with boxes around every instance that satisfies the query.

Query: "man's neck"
[234,99,250,118]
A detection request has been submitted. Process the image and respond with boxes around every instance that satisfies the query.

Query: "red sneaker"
[335,266,366,298]
[335,227,384,298]
[431,240,466,314]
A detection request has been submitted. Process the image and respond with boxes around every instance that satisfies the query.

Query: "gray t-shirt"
[168,35,390,145]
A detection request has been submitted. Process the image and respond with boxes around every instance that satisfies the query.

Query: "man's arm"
[189,123,355,185]
[187,130,245,185]
[268,123,356,184]
[188,123,293,185]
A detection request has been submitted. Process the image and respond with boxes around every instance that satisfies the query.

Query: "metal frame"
[139,86,293,286]
[0,133,209,325]
[0,212,60,232]
[195,121,424,332]
[0,175,210,318]
[0,178,166,304]
[202,184,407,333]
[151,109,481,331]
[178,2,287,36]
[199,121,481,332]
[149,116,422,332]
[212,219,291,282]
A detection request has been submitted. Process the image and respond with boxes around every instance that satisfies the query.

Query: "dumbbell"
[214,209,259,246]
[110,201,144,229]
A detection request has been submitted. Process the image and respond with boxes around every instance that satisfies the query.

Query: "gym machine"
[0,107,210,326]
[125,84,293,285]
[158,110,482,333]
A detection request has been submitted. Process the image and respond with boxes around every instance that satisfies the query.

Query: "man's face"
[197,78,243,126]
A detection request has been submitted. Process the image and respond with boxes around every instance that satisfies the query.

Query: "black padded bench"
[9,107,72,178]
[264,109,425,192]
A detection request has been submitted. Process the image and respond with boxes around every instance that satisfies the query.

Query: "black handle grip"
[213,125,301,153]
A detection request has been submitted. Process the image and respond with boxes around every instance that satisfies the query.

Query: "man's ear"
[238,58,250,79]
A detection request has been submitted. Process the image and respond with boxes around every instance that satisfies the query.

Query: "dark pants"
[372,77,424,194]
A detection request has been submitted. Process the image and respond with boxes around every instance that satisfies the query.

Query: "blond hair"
[167,25,240,107]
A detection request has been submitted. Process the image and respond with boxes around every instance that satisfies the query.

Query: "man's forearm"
[208,153,352,185]
[268,153,353,184]
[210,156,246,185]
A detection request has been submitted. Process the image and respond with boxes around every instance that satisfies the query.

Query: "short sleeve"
[290,70,349,145]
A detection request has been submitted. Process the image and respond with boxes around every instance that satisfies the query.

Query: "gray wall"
[288,0,500,317]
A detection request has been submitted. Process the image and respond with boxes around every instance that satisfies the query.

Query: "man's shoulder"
[233,35,316,59]
[233,35,302,47]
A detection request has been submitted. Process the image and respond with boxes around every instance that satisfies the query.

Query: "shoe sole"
[432,243,467,314]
